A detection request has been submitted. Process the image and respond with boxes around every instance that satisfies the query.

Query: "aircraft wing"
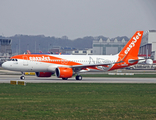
[69,61,123,70]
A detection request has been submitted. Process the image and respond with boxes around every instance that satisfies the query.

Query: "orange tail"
[110,31,144,71]
[39,51,43,53]
[27,50,31,54]
[118,31,143,60]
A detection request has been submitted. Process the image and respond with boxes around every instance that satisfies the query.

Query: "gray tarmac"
[0,75,156,83]
[0,68,156,83]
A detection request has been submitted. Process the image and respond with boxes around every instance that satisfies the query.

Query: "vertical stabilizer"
[118,31,143,60]
[109,31,144,71]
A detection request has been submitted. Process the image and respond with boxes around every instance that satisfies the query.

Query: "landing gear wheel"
[62,78,68,80]
[20,72,25,80]
[76,75,82,80]
[20,76,25,80]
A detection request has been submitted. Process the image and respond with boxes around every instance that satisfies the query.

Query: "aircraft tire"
[62,78,68,80]
[76,75,82,80]
[20,76,25,80]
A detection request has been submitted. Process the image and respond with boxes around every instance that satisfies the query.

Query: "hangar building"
[93,37,128,55]
[93,30,156,61]
[139,30,156,60]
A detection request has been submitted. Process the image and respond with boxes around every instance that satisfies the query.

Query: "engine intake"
[56,67,73,78]
[146,59,153,65]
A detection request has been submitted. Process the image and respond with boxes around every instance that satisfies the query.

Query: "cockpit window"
[10,59,18,61]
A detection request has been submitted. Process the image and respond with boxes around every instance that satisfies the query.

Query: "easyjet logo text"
[29,56,50,61]
[124,32,141,54]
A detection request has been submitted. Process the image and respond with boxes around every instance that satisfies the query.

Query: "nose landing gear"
[20,72,25,80]
[20,76,25,80]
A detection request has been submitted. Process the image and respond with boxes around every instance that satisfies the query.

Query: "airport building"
[92,30,156,61]
[49,46,92,55]
[0,39,12,65]
[71,49,93,55]
[0,39,12,54]
[139,30,156,60]
[93,38,129,55]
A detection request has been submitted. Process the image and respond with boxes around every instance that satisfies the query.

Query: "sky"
[0,0,156,39]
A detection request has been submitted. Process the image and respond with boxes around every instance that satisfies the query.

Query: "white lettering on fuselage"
[89,57,115,64]
[96,58,113,64]
[29,56,50,61]
[124,32,141,54]
[89,57,114,70]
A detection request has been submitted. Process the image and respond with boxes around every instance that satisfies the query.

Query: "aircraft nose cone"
[2,62,6,69]
[2,62,10,70]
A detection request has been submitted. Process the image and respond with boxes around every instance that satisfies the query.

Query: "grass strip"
[0,83,156,120]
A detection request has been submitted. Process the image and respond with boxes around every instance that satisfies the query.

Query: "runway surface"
[0,75,156,83]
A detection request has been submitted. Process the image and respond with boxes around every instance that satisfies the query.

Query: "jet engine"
[146,59,153,65]
[55,67,73,78]
[36,72,54,77]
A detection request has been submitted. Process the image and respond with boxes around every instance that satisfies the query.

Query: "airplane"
[39,51,43,53]
[27,50,31,54]
[2,31,153,80]
[27,50,51,54]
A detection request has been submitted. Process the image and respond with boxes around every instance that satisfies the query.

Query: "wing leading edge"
[69,60,124,70]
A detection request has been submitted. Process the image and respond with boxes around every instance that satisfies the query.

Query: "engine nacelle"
[146,59,153,65]
[55,67,73,78]
[36,72,54,77]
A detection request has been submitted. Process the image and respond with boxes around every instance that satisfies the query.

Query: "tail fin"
[27,50,31,54]
[109,31,144,71]
[39,51,43,53]
[118,31,143,60]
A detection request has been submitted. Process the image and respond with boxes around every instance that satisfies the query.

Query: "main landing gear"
[75,75,82,80]
[62,75,82,80]
[20,72,25,80]
[62,78,68,80]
